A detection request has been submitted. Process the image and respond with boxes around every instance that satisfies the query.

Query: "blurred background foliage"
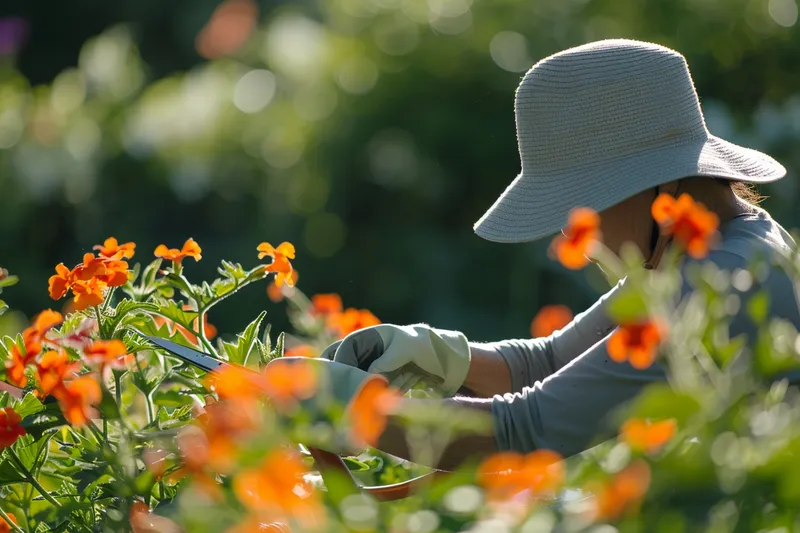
[0,0,799,341]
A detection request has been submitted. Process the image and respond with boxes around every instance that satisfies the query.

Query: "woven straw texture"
[473,39,786,244]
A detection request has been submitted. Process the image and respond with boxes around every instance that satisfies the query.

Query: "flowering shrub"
[0,194,800,532]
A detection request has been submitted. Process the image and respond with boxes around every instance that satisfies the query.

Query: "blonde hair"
[730,181,764,205]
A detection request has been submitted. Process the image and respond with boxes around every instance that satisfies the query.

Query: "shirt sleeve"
[491,332,665,457]
[491,279,624,392]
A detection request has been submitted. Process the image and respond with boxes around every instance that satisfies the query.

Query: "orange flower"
[262,358,318,411]
[32,309,64,335]
[607,320,665,370]
[326,308,381,339]
[651,193,719,259]
[586,460,651,521]
[206,365,269,403]
[310,294,343,316]
[0,512,18,533]
[258,242,296,287]
[530,305,573,338]
[283,345,318,358]
[4,310,64,387]
[347,377,401,448]
[0,407,26,449]
[36,350,80,396]
[143,446,170,479]
[97,259,130,287]
[53,375,102,426]
[154,238,202,264]
[266,271,299,302]
[171,425,222,500]
[48,263,72,300]
[71,278,105,311]
[0,514,18,533]
[620,418,677,454]
[477,450,565,500]
[94,237,136,260]
[130,500,182,533]
[233,448,324,528]
[84,340,132,369]
[200,401,260,473]
[550,207,601,270]
[72,253,108,282]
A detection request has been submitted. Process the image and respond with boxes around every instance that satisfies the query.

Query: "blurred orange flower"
[170,425,222,500]
[327,308,381,339]
[586,460,651,521]
[477,450,564,500]
[258,242,296,287]
[0,407,26,449]
[0,512,18,533]
[199,401,261,474]
[621,418,677,454]
[283,345,318,358]
[53,375,102,426]
[154,238,202,264]
[225,518,291,533]
[206,365,268,403]
[267,270,298,302]
[310,294,343,316]
[130,500,182,533]
[550,207,601,270]
[36,350,80,396]
[262,358,318,411]
[607,320,665,370]
[651,193,719,259]
[233,448,324,528]
[530,305,573,338]
[94,237,136,260]
[347,377,401,448]
[84,340,132,369]
[195,0,258,60]
[143,446,170,479]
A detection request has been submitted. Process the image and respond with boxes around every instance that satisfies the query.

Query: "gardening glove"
[266,357,398,456]
[320,324,471,397]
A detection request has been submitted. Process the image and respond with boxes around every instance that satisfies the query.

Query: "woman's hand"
[0,381,24,400]
[320,324,471,396]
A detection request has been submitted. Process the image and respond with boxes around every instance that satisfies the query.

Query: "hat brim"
[473,135,786,244]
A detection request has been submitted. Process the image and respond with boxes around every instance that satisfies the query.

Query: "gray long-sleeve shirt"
[490,209,800,457]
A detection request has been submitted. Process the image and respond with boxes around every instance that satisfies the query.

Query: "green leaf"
[747,290,770,325]
[142,259,164,290]
[342,457,371,472]
[272,332,285,359]
[15,432,56,478]
[619,383,702,427]
[607,286,649,322]
[0,455,24,485]
[14,393,45,419]
[0,275,20,289]
[0,300,7,316]
[106,299,159,336]
[153,300,198,332]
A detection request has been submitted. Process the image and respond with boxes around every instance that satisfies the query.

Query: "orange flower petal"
[531,305,573,338]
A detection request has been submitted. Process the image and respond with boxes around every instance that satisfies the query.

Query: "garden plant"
[1,192,800,532]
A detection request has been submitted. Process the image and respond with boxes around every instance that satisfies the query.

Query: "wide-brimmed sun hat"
[473,39,786,244]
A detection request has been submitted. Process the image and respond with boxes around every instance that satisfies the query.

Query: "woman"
[319,39,800,467]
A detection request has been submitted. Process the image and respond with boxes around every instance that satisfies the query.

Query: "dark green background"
[1,0,798,342]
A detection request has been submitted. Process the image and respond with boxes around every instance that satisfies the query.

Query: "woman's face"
[596,189,657,258]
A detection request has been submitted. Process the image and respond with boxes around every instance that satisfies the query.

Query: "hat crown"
[515,39,708,173]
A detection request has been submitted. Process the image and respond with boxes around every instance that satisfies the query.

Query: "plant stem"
[0,505,25,533]
[94,306,105,339]
[7,450,62,509]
